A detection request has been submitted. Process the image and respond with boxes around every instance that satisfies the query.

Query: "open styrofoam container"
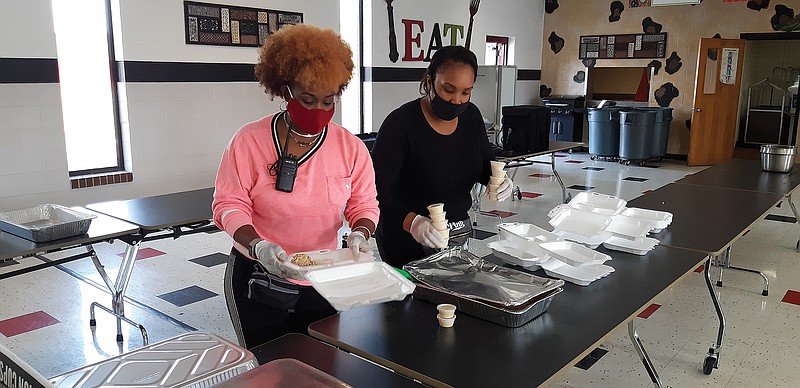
[540,259,615,286]
[567,192,627,216]
[548,207,612,238]
[603,236,659,256]
[606,215,656,240]
[539,241,611,267]
[498,222,560,251]
[283,248,373,276]
[552,229,611,249]
[620,207,673,233]
[304,261,415,311]
[487,239,549,269]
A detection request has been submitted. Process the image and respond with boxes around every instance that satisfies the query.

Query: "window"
[339,1,363,133]
[485,36,509,66]
[52,0,123,175]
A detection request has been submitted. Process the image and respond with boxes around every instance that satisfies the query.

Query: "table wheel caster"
[514,187,522,200]
[590,155,597,160]
[703,349,718,375]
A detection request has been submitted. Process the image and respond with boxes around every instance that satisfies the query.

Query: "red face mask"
[286,98,335,135]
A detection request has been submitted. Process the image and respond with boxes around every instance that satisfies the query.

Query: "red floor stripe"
[0,311,60,337]
[637,304,661,319]
[116,247,166,260]
[529,173,552,178]
[565,160,584,164]
[781,290,800,305]
[694,265,705,273]
[488,210,516,218]
[521,192,543,199]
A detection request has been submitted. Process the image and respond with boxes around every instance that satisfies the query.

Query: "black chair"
[355,132,377,152]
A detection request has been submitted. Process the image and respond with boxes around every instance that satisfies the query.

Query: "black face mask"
[430,88,468,121]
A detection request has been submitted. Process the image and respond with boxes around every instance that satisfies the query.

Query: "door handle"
[558,122,563,134]
[694,107,702,112]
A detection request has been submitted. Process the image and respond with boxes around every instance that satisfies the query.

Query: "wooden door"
[688,38,746,166]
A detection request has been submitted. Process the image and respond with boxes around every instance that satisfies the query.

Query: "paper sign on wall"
[720,48,739,85]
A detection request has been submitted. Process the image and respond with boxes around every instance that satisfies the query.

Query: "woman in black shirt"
[372,46,514,267]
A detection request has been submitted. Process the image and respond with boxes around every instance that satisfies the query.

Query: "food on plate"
[291,253,315,266]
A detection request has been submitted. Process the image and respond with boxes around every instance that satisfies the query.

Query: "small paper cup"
[488,191,498,201]
[432,219,449,231]
[488,183,500,193]
[491,170,507,179]
[427,203,445,215]
[430,211,446,223]
[488,176,504,186]
[438,228,450,243]
[490,161,506,172]
[437,304,456,318]
[437,314,456,328]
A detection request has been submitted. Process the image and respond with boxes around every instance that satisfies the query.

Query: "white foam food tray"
[568,192,627,216]
[606,215,656,240]
[305,261,415,311]
[552,229,611,249]
[488,239,549,269]
[603,236,659,256]
[548,207,612,238]
[540,259,615,286]
[539,241,611,267]
[284,248,372,276]
[620,207,673,233]
[498,222,560,244]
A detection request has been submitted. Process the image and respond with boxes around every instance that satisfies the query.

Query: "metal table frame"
[496,141,584,203]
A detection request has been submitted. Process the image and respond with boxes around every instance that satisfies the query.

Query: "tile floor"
[2,151,800,387]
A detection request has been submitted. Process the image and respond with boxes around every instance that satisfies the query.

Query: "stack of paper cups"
[427,203,449,246]
[489,161,507,201]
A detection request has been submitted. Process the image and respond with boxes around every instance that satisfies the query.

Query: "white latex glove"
[347,231,373,259]
[496,177,514,202]
[253,240,290,275]
[409,215,447,249]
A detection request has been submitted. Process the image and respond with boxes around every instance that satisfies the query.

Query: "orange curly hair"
[255,24,354,97]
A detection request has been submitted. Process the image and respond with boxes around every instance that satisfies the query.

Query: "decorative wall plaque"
[579,33,667,60]
[184,1,303,47]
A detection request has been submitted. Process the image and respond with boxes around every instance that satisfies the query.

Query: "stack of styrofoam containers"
[602,207,672,255]
[547,192,626,248]
[537,241,614,286]
[490,223,560,270]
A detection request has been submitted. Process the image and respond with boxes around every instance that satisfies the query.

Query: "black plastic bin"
[618,110,656,165]
[587,107,621,160]
[500,105,550,154]
[635,107,673,160]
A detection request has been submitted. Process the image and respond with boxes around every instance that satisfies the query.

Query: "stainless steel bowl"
[760,145,797,173]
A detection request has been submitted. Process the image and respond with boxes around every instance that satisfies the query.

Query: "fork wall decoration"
[184,1,303,47]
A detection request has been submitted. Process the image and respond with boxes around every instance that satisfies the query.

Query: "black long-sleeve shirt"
[372,98,494,265]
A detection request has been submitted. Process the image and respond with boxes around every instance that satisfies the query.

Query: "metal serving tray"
[0,204,96,242]
[413,282,561,327]
[49,332,257,388]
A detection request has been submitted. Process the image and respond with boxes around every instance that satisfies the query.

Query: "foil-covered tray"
[403,248,564,308]
[0,204,96,242]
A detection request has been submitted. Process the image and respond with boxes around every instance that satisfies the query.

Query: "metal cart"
[743,78,790,145]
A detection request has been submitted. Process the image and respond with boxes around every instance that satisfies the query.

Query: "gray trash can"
[619,110,656,165]
[636,107,673,161]
[587,107,621,160]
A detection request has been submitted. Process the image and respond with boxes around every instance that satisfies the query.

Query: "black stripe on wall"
[117,61,257,83]
[364,67,541,83]
[0,58,59,84]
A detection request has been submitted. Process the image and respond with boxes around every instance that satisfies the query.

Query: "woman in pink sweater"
[212,24,379,349]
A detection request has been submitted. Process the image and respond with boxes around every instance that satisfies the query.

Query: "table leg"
[628,320,665,388]
[88,243,149,345]
[786,193,800,252]
[551,152,570,204]
[703,257,725,375]
[715,246,769,296]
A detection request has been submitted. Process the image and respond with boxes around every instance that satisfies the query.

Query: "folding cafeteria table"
[309,245,708,388]
[496,141,585,203]
[627,183,784,375]
[238,333,422,387]
[84,188,217,345]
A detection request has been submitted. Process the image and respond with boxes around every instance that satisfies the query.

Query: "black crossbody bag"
[247,262,301,312]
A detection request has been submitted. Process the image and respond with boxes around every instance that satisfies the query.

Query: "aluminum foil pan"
[0,204,96,242]
[403,247,564,307]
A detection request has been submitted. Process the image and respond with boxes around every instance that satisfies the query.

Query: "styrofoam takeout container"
[305,261,416,311]
[540,259,615,286]
[620,207,673,233]
[606,215,656,240]
[488,239,549,269]
[552,229,611,249]
[498,222,560,251]
[283,248,373,276]
[602,236,659,256]
[548,206,612,238]
[567,192,627,216]
[538,241,612,267]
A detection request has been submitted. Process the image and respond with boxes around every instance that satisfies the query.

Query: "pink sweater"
[213,113,379,258]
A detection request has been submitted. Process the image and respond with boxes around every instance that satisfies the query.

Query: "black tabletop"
[677,159,800,195]
[0,207,138,261]
[627,183,783,255]
[245,333,421,387]
[86,188,214,231]
[309,245,707,388]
